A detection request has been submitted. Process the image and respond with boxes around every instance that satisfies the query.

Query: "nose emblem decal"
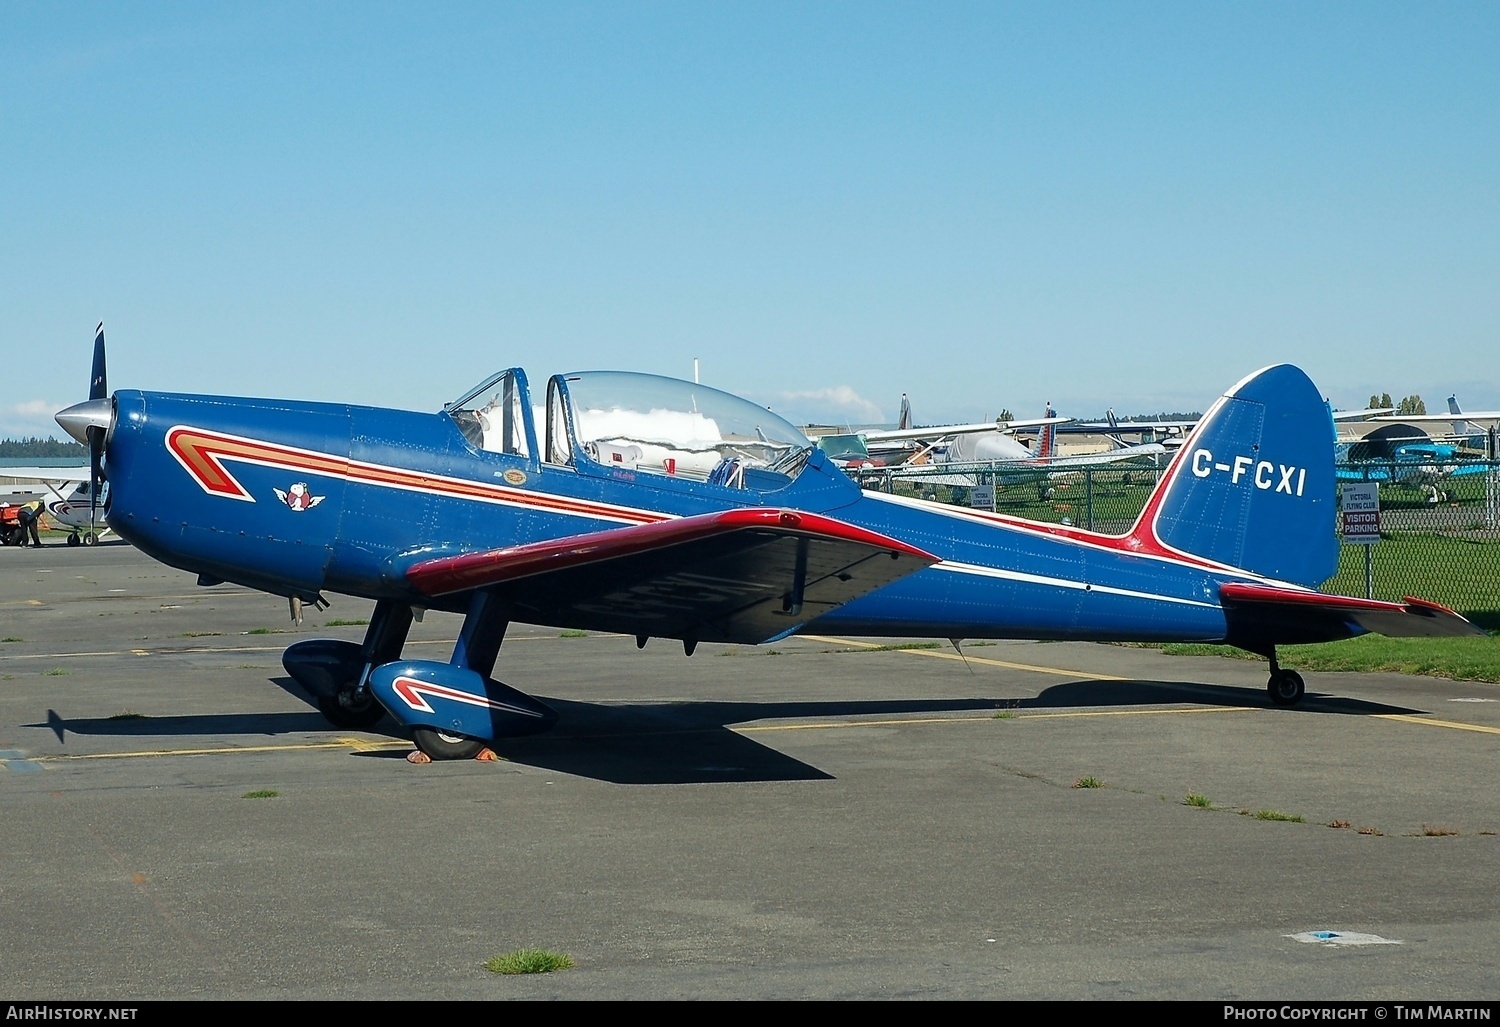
[273,482,325,512]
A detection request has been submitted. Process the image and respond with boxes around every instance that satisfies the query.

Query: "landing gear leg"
[410,590,509,761]
[1266,649,1305,706]
[317,601,413,729]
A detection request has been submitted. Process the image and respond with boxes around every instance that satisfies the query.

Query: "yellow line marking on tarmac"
[798,635,1130,681]
[1374,714,1500,736]
[30,738,412,762]
[739,705,1251,733]
[0,634,566,662]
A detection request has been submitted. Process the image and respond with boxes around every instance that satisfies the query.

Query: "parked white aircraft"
[0,467,112,544]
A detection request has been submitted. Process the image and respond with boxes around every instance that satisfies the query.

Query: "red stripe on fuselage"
[164,425,670,525]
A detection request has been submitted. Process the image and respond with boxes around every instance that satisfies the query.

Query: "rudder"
[1129,365,1338,587]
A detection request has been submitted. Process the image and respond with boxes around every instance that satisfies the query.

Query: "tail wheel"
[1268,669,1305,706]
[413,726,486,761]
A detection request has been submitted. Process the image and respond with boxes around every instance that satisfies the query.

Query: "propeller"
[87,323,107,537]
[55,323,113,543]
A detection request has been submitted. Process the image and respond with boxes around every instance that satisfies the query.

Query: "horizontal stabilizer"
[406,508,937,645]
[1219,582,1482,651]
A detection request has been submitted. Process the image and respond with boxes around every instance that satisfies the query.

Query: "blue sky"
[3,2,1497,436]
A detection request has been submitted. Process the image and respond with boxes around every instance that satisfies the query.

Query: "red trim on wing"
[1219,582,1403,612]
[407,507,937,597]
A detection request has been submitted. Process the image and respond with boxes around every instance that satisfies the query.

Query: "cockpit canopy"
[448,369,814,487]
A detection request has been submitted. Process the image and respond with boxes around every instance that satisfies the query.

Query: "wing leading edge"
[406,508,938,645]
[1219,582,1482,652]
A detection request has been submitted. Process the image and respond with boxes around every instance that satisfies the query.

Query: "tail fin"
[1037,403,1057,460]
[1448,395,1472,438]
[1127,365,1338,587]
[898,394,911,431]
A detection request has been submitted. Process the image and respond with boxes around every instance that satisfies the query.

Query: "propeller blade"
[89,322,107,401]
[87,323,106,536]
[88,425,103,535]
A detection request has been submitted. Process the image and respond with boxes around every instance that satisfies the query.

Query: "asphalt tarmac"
[0,542,1496,1000]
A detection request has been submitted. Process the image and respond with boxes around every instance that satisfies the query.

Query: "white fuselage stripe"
[932,561,1220,608]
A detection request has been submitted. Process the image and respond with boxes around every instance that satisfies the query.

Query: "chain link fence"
[849,458,1500,628]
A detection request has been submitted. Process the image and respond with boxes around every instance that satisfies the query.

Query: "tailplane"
[1127,365,1338,588]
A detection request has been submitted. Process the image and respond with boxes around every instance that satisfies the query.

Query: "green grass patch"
[992,710,1016,720]
[1072,776,1104,789]
[1251,809,1305,823]
[107,712,145,720]
[1135,631,1500,684]
[1,637,21,643]
[241,789,279,799]
[246,627,274,635]
[1184,793,1213,808]
[484,948,575,975]
[559,629,588,638]
[43,667,68,676]
[1322,533,1500,621]
[324,619,369,627]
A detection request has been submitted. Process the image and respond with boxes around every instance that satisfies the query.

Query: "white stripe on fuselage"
[932,561,1219,608]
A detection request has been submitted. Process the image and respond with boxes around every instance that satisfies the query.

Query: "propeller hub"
[55,398,113,445]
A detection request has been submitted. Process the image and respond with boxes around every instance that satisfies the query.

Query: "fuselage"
[99,384,1275,645]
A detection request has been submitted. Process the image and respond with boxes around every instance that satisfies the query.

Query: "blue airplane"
[56,326,1480,760]
[1335,422,1491,502]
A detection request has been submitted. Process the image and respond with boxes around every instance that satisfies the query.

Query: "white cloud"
[0,400,66,440]
[771,386,885,426]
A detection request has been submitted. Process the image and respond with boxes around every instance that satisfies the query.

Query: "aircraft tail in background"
[1036,404,1057,460]
[1127,365,1338,589]
[1448,395,1473,438]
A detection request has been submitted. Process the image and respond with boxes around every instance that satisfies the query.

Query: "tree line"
[1367,393,1426,415]
[0,436,87,458]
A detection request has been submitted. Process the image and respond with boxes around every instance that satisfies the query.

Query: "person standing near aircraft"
[16,499,43,547]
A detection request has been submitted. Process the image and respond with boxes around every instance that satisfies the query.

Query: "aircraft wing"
[1372,412,1500,425]
[1219,582,1483,644]
[405,507,938,645]
[1332,408,1395,422]
[0,466,90,484]
[1032,443,1167,468]
[861,416,1073,444]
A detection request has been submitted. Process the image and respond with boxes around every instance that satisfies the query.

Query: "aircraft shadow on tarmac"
[30,676,1426,785]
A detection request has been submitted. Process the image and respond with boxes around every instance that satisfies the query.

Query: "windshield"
[560,371,812,483]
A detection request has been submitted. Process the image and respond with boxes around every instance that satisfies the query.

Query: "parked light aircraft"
[55,327,1480,760]
[0,466,113,545]
[1337,421,1493,502]
[828,393,1075,468]
[1367,396,1500,453]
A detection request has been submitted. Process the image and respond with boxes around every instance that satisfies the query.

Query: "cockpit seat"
[707,457,746,489]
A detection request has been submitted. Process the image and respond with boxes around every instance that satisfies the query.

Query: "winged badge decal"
[273,482,326,512]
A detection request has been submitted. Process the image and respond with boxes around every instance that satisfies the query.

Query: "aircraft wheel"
[413,726,486,761]
[317,689,387,730]
[67,533,80,547]
[82,532,98,546]
[1268,669,1305,706]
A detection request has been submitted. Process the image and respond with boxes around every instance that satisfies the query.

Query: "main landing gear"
[1266,649,1305,707]
[283,592,555,761]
